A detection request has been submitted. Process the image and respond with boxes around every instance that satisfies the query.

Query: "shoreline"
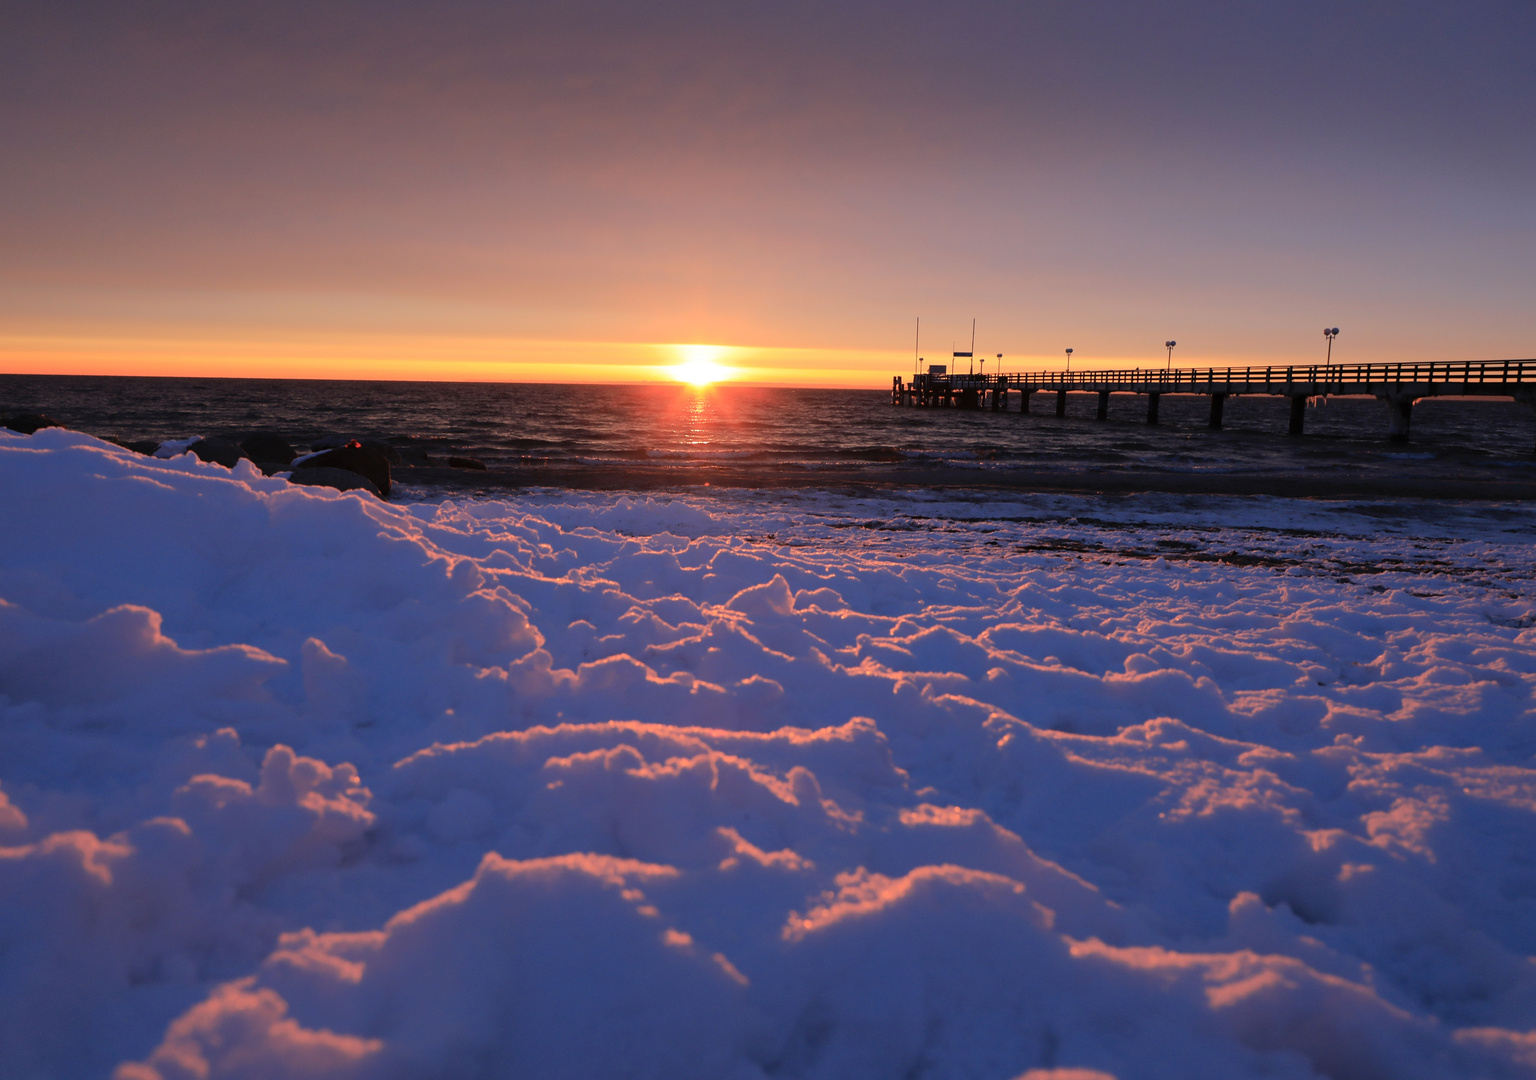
[396,463,1536,501]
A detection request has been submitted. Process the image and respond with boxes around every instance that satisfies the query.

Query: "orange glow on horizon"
[2,328,1356,388]
[0,332,898,387]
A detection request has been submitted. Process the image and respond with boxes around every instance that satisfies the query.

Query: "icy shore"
[3,427,1536,1079]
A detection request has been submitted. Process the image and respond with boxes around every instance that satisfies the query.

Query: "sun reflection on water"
[680,383,713,445]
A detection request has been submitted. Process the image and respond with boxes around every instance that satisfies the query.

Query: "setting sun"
[667,344,733,385]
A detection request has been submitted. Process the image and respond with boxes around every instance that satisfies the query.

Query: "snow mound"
[3,428,1535,1079]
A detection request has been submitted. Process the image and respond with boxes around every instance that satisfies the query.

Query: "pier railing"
[909,358,1536,390]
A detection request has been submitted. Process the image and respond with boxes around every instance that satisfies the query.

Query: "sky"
[2,1,1534,386]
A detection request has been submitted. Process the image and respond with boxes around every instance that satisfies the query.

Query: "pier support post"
[1208,393,1226,430]
[1288,395,1306,436]
[1385,397,1413,443]
[1056,390,1067,417]
[1146,393,1160,425]
[1097,391,1109,420]
[1020,390,1033,414]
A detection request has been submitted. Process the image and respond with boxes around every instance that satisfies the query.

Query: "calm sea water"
[3,373,1534,493]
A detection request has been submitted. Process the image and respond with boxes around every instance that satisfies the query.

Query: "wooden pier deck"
[892,359,1536,446]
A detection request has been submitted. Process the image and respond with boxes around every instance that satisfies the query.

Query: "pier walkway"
[892,358,1536,446]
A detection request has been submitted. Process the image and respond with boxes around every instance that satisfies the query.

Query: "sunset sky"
[3,2,1533,386]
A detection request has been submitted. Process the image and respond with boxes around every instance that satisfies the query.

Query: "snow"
[3,426,1536,1080]
[152,437,203,459]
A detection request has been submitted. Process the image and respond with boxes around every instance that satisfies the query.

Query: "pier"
[892,358,1536,447]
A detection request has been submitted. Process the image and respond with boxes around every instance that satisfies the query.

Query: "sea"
[3,373,1534,500]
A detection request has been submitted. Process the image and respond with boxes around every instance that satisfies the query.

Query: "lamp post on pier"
[1065,347,1073,375]
[1165,340,1176,371]
[1323,327,1339,393]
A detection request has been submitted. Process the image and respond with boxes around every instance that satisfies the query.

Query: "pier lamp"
[1324,327,1339,365]
[1165,341,1176,370]
[1065,347,1073,374]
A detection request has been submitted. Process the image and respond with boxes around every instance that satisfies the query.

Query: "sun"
[673,359,727,386]
[667,344,732,386]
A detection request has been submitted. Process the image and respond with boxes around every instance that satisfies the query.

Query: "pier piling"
[1056,390,1067,417]
[1097,391,1109,421]
[1385,397,1413,443]
[1147,393,1160,425]
[1288,396,1306,436]
[1208,393,1225,429]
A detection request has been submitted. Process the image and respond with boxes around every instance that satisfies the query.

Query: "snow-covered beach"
[4,426,1536,1079]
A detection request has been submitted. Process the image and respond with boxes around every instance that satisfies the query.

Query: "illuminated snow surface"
[4,427,1536,1080]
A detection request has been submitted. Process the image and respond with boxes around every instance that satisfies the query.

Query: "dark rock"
[448,456,487,470]
[254,461,292,476]
[4,413,61,435]
[357,439,403,466]
[299,443,391,497]
[189,437,249,469]
[289,467,381,497]
[395,443,435,467]
[306,434,402,464]
[103,437,160,455]
[241,432,296,465]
